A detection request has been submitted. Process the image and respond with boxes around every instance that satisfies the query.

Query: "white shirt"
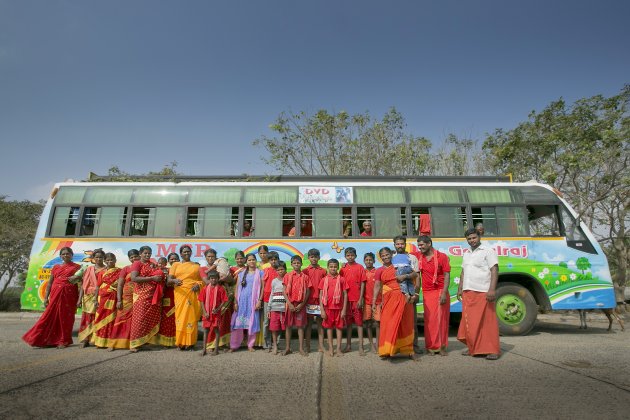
[461,244,498,292]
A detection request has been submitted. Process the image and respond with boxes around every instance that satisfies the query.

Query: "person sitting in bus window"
[475,223,485,236]
[342,220,352,238]
[360,220,373,237]
[243,220,253,237]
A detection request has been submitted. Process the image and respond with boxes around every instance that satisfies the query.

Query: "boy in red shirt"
[199,270,227,356]
[303,248,327,353]
[362,252,381,354]
[261,250,279,350]
[319,259,348,357]
[283,255,310,356]
[339,247,367,355]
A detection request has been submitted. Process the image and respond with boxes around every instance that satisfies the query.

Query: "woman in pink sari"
[23,247,82,348]
[78,248,106,346]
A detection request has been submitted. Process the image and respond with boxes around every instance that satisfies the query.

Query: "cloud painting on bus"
[21,238,615,312]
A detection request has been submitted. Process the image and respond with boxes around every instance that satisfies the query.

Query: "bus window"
[282,208,296,237]
[130,207,154,236]
[342,208,352,237]
[527,205,560,236]
[80,207,128,237]
[496,207,528,236]
[472,207,498,236]
[187,207,237,237]
[313,207,342,238]
[251,207,294,238]
[432,207,467,237]
[243,208,254,237]
[357,207,373,237]
[411,207,431,236]
[153,208,183,237]
[80,207,98,236]
[296,208,313,237]
[50,206,79,236]
[373,207,405,238]
[559,207,587,241]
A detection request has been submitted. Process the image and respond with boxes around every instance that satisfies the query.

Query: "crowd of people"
[22,229,501,361]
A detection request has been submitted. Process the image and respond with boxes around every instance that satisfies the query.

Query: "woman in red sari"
[23,247,82,348]
[107,249,140,350]
[78,248,106,347]
[129,246,165,352]
[372,247,416,360]
[93,253,122,350]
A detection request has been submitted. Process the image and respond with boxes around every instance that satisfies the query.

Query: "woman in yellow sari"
[169,245,204,350]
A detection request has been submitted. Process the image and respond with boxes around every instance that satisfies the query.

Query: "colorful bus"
[21,176,615,335]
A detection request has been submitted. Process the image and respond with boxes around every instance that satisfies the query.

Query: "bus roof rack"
[87,173,512,183]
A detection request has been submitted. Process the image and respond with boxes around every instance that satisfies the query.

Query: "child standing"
[319,259,348,357]
[362,252,381,353]
[303,248,327,353]
[261,249,279,350]
[268,261,288,355]
[339,248,367,355]
[283,255,310,356]
[199,270,227,356]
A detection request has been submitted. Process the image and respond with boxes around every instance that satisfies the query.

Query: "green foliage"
[576,257,592,274]
[90,162,181,182]
[223,248,241,266]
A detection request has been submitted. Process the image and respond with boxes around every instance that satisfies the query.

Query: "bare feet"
[486,353,499,360]
[318,347,325,353]
[201,349,207,357]
[342,345,351,353]
[211,349,219,356]
[248,347,256,352]
[129,348,139,353]
[461,349,470,356]
[359,348,366,356]
[107,347,114,352]
[409,354,419,362]
[336,349,344,357]
[283,349,292,356]
[439,349,448,356]
[327,349,334,357]
[80,341,89,348]
[299,349,308,357]
[57,344,69,349]
[227,349,235,353]
[371,345,378,353]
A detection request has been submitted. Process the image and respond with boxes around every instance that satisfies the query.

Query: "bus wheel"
[495,283,537,336]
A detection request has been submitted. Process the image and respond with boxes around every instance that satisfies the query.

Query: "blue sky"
[1,0,628,201]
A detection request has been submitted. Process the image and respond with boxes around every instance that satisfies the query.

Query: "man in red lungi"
[457,228,501,360]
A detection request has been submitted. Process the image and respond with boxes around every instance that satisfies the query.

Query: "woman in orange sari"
[200,248,236,351]
[169,246,204,350]
[93,253,122,350]
[129,246,165,352]
[78,249,106,347]
[372,247,416,360]
[23,247,82,348]
[107,249,139,350]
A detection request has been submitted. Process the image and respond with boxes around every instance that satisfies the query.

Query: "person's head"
[204,248,217,265]
[344,247,357,263]
[92,248,105,266]
[139,246,152,262]
[268,251,279,268]
[363,252,375,269]
[235,250,246,267]
[244,220,252,231]
[104,253,116,268]
[157,257,168,268]
[362,220,372,234]
[378,247,393,265]
[307,248,320,266]
[475,222,485,236]
[417,235,433,255]
[127,249,140,263]
[167,253,180,266]
[59,247,74,263]
[393,236,407,254]
[179,245,192,262]
[291,255,302,272]
[206,269,220,286]
[258,245,269,263]
[245,252,258,269]
[327,259,340,276]
[276,261,287,278]
[464,228,481,248]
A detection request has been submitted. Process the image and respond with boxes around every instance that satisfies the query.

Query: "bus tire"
[495,282,537,336]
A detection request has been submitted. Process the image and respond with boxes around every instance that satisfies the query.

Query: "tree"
[253,108,434,176]
[0,197,43,301]
[483,85,630,300]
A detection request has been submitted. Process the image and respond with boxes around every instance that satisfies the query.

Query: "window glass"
[282,208,296,237]
[84,187,133,204]
[201,207,237,237]
[355,187,405,204]
[521,186,561,204]
[298,208,314,237]
[496,207,528,236]
[467,188,516,203]
[80,207,99,236]
[54,187,86,204]
[411,207,431,236]
[433,207,467,237]
[526,205,560,236]
[253,207,283,237]
[313,207,342,238]
[357,207,374,237]
[560,207,587,241]
[50,206,79,236]
[342,207,352,237]
[408,188,462,204]
[188,187,242,204]
[97,207,128,236]
[373,207,405,237]
[153,207,183,237]
[242,208,255,237]
[133,188,187,204]
[130,207,154,236]
[472,207,498,236]
[244,187,297,204]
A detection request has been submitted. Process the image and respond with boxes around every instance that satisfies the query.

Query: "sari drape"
[107,266,134,349]
[129,262,164,349]
[171,262,204,347]
[78,265,102,342]
[93,267,122,348]
[23,262,81,347]
[156,283,176,347]
[377,265,415,357]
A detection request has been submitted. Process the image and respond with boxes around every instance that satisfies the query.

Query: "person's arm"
[341,290,348,318]
[457,268,464,301]
[256,272,263,310]
[299,286,310,311]
[319,290,327,320]
[487,265,498,302]
[440,272,450,305]
[77,286,84,307]
[130,264,161,284]
[283,283,294,312]
[372,280,382,311]
[116,273,125,310]
[358,280,365,309]
[43,273,54,307]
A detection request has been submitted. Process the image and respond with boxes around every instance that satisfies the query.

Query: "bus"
[21,175,616,335]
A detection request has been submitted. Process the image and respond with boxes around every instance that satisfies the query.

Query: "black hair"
[327,258,340,267]
[139,245,152,254]
[364,252,375,260]
[291,255,302,263]
[204,248,217,257]
[268,251,279,260]
[393,235,406,243]
[417,235,432,245]
[59,247,74,255]
[276,260,287,270]
[464,228,479,237]
[258,245,269,252]
[127,249,140,258]
[179,244,192,254]
[245,252,258,261]
[104,252,116,261]
[158,257,168,264]
[92,248,105,258]
[378,246,393,256]
[344,247,357,256]
[206,270,220,279]
[307,248,320,257]
[167,253,180,262]
[235,250,245,259]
